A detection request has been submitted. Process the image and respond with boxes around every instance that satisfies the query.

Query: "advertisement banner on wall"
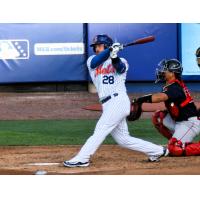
[0,23,87,83]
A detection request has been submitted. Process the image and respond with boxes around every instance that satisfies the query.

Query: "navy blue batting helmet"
[90,34,113,49]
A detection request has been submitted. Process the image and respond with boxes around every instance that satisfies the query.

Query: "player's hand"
[110,43,122,59]
[112,42,123,49]
[110,43,123,51]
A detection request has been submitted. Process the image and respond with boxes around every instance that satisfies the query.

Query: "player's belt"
[100,93,118,104]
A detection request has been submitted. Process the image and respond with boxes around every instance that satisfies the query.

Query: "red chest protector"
[165,79,193,119]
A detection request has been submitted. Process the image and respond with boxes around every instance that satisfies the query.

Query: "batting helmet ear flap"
[93,46,96,53]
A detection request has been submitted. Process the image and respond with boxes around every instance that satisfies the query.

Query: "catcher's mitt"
[127,100,142,121]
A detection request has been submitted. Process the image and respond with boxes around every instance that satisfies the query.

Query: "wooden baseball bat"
[123,35,155,48]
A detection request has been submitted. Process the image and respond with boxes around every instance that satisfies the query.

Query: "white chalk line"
[25,162,60,166]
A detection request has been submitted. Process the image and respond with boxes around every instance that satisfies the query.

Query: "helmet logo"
[93,36,98,43]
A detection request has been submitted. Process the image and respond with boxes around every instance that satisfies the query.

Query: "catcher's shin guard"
[168,138,184,156]
[152,111,172,139]
[184,141,200,156]
[168,138,200,157]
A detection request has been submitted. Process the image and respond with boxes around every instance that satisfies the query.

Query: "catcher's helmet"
[155,59,183,83]
[90,34,113,51]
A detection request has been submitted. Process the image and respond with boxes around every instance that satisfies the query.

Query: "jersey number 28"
[103,75,114,84]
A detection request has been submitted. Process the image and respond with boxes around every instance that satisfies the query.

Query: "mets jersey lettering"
[95,64,116,77]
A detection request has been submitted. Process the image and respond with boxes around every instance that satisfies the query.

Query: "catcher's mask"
[155,59,183,83]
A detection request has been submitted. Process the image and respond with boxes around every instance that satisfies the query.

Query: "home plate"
[26,162,60,166]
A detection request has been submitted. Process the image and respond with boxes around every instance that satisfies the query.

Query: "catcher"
[128,59,200,156]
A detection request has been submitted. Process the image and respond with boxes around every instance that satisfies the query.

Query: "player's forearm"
[151,93,168,102]
[90,49,110,69]
[136,93,168,104]
[111,57,126,74]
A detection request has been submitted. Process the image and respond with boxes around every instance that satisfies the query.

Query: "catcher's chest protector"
[164,79,194,121]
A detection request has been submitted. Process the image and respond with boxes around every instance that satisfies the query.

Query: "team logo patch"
[0,40,29,59]
[93,36,98,43]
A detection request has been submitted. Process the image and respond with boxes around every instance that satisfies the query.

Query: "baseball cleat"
[148,147,169,162]
[63,161,90,168]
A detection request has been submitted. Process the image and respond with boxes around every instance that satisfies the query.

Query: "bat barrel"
[123,36,155,48]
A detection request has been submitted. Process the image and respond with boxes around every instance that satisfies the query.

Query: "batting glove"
[110,43,123,59]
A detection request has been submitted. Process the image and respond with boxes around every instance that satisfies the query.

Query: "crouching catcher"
[128,59,200,156]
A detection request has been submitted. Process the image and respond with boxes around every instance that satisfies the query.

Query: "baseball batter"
[63,34,168,167]
[134,59,200,156]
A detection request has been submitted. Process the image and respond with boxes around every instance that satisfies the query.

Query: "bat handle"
[109,45,124,51]
[119,44,124,50]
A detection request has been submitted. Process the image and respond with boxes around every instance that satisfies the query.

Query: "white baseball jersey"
[87,55,129,99]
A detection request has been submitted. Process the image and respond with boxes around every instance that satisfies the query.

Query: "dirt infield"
[0,145,200,175]
[0,92,200,175]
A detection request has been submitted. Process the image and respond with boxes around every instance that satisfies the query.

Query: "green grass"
[0,119,199,146]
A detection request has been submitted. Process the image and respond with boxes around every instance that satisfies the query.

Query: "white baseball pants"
[69,92,164,163]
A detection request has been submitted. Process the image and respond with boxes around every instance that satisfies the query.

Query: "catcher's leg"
[168,138,184,156]
[184,141,200,156]
[152,111,175,139]
[173,117,200,143]
[111,118,165,157]
[168,117,200,156]
[168,138,200,156]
